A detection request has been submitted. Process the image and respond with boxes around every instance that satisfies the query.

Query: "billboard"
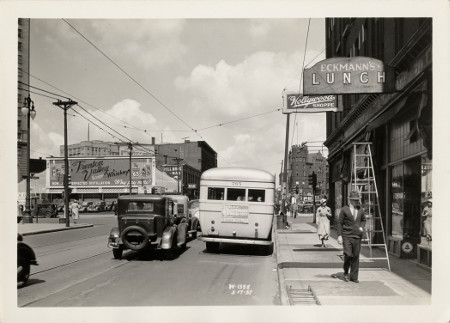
[303,57,396,95]
[283,92,340,113]
[47,157,156,187]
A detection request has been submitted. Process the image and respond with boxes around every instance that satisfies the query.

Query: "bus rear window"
[227,188,246,201]
[248,189,265,202]
[208,187,224,200]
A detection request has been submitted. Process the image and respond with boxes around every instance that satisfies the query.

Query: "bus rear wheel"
[206,242,220,253]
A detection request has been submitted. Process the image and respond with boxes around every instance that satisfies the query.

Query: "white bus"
[198,167,275,253]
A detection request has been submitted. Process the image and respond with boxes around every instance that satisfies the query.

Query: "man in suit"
[337,191,366,283]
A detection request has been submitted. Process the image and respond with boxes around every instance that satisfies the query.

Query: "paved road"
[18,213,280,307]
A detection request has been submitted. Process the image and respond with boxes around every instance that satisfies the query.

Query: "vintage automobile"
[188,199,200,233]
[88,201,106,212]
[34,203,59,218]
[107,194,189,259]
[165,195,199,239]
[17,234,38,288]
[79,201,93,213]
[105,201,116,212]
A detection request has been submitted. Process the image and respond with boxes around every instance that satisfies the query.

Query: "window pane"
[391,164,403,238]
[248,189,265,202]
[227,188,246,201]
[208,187,224,200]
[128,202,154,211]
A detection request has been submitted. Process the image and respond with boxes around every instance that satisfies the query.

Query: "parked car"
[188,199,200,233]
[107,194,188,260]
[17,234,38,288]
[79,201,93,213]
[35,203,59,218]
[165,195,198,239]
[88,201,106,212]
[301,201,314,213]
[105,201,116,212]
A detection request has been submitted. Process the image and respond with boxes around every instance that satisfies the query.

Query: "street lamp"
[21,94,36,223]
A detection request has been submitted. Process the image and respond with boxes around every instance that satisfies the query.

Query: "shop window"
[420,155,432,247]
[391,164,404,238]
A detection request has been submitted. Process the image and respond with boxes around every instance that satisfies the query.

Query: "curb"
[20,224,94,236]
[274,215,290,306]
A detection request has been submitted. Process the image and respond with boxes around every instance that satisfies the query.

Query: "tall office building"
[324,18,432,268]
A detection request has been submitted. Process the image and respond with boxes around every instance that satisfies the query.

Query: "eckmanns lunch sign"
[303,57,396,95]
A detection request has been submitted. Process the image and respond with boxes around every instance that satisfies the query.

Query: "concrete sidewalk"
[17,220,93,236]
[274,213,431,306]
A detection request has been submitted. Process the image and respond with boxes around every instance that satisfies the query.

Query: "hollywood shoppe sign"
[283,92,340,113]
[303,57,396,95]
[46,157,156,187]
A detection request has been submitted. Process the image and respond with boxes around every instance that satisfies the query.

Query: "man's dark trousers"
[343,236,361,280]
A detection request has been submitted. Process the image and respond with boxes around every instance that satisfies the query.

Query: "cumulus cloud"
[175,50,303,121]
[249,20,271,38]
[67,99,158,145]
[89,20,187,69]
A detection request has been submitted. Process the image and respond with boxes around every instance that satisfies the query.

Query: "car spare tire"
[121,226,149,251]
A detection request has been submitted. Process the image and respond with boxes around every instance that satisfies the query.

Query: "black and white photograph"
[1,1,449,322]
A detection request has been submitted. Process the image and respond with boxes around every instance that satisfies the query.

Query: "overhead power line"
[196,108,282,131]
[62,18,204,142]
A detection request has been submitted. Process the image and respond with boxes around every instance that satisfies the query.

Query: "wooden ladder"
[351,142,391,271]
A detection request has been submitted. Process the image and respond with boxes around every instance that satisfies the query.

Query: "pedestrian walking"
[291,202,298,219]
[422,198,432,241]
[316,198,331,247]
[336,191,366,283]
[71,200,80,224]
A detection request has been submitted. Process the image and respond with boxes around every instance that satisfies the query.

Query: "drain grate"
[286,285,321,305]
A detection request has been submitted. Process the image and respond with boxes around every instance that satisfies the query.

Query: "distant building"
[17,18,31,182]
[60,140,120,157]
[59,139,217,199]
[155,140,217,173]
[281,144,329,201]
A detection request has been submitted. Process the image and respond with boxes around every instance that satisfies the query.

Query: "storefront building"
[323,18,432,269]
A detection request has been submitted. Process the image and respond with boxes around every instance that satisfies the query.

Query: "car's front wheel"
[113,246,123,259]
[17,255,30,288]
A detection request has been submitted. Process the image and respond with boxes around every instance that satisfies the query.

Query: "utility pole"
[281,113,290,227]
[53,100,77,227]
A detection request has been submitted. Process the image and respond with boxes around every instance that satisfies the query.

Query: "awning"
[367,83,427,132]
[366,97,407,132]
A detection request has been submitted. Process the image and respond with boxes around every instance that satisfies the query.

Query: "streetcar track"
[30,250,112,275]
[21,259,132,307]
[31,230,107,248]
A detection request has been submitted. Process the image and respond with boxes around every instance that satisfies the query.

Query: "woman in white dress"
[71,200,80,224]
[316,198,331,247]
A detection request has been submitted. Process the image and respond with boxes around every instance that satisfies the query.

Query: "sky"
[25,18,327,179]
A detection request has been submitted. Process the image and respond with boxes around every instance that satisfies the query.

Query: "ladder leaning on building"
[351,142,391,271]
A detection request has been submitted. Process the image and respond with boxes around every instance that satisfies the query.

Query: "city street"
[18,213,280,307]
